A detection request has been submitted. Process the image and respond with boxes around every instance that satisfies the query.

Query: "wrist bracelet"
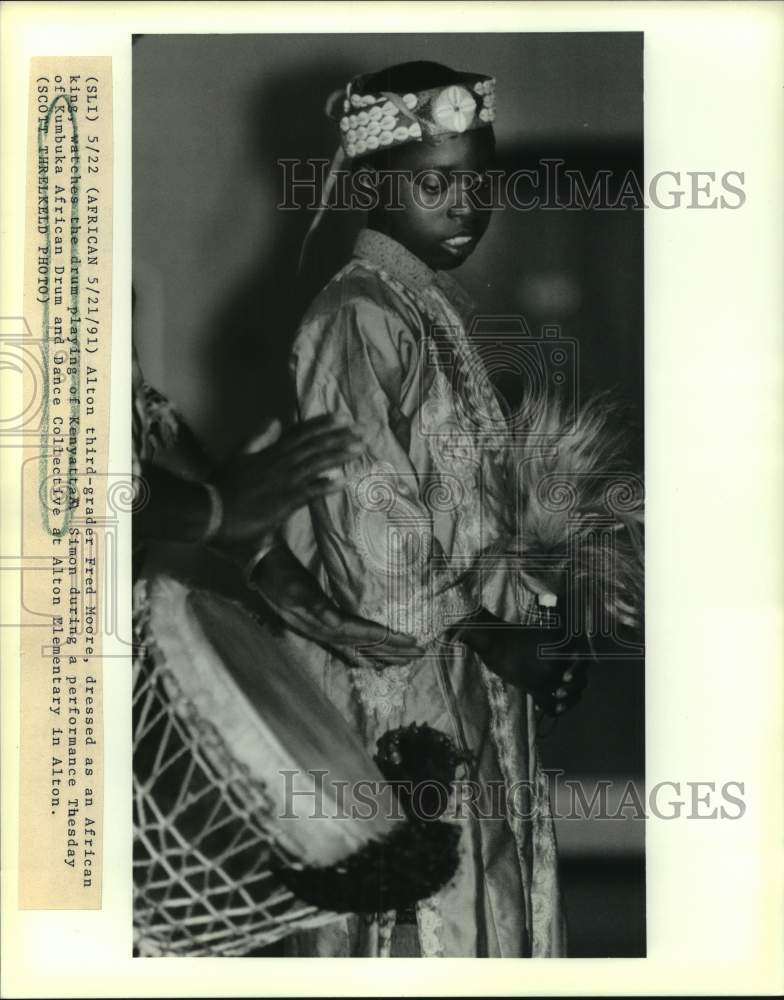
[201,483,223,542]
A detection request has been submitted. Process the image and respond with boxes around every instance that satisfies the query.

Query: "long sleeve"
[280,234,566,959]
[290,292,476,644]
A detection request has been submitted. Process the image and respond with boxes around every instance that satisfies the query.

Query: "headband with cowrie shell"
[299,71,496,273]
[326,74,497,159]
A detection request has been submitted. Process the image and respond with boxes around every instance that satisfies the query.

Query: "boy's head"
[330,61,497,271]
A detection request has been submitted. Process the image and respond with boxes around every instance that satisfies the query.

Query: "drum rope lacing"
[132,587,339,957]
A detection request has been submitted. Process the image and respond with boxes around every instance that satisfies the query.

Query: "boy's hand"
[450,608,589,714]
[483,627,588,714]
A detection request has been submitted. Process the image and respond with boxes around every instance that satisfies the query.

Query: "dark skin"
[364,129,495,272]
[451,605,589,716]
[132,277,424,664]
[135,420,425,665]
[134,416,368,548]
[361,129,588,712]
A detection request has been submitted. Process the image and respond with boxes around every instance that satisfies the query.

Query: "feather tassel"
[492,392,644,631]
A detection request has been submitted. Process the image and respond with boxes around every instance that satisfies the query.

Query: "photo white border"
[2,2,782,995]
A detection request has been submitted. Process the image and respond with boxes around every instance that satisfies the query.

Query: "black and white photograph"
[131,32,645,959]
[2,1,783,995]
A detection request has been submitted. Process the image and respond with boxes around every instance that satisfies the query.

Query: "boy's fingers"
[559,688,585,712]
[561,660,588,691]
[543,672,586,714]
[536,693,558,716]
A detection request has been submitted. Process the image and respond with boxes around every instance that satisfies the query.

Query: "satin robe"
[281,229,567,958]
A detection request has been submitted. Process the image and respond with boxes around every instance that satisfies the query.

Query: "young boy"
[278,61,581,958]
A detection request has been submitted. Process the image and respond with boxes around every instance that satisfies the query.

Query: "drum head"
[147,575,399,867]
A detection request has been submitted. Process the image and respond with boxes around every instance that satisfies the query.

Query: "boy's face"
[368,130,496,271]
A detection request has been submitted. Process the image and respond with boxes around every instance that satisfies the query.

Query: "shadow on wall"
[201,60,360,454]
[134,34,643,460]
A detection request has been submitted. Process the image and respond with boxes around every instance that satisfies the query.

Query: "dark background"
[133,32,644,956]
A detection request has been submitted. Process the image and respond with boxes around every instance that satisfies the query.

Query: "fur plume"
[494,392,644,630]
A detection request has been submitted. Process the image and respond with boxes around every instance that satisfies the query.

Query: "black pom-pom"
[274,819,461,914]
[275,725,469,914]
[374,722,470,820]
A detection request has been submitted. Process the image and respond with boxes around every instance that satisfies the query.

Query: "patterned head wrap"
[326,71,497,159]
[299,65,496,273]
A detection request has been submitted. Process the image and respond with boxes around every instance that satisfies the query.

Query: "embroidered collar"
[353,228,437,294]
[353,227,475,322]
